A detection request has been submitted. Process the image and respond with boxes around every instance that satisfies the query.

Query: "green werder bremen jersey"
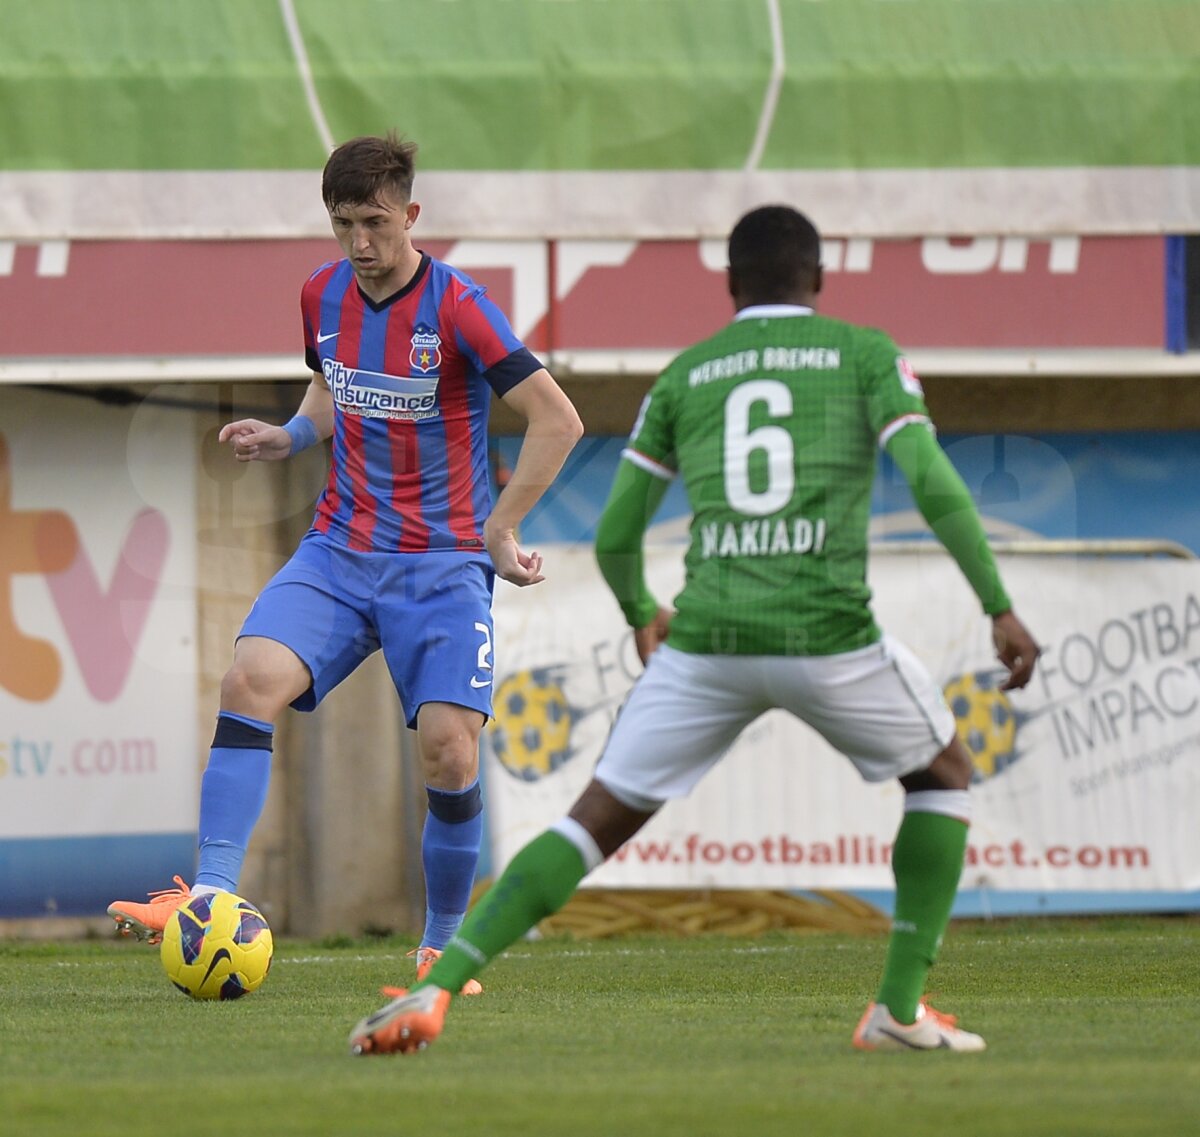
[626,307,932,656]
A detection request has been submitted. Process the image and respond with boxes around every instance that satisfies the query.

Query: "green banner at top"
[1,0,1198,237]
[4,0,1199,172]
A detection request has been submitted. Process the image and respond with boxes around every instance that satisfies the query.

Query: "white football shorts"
[595,636,956,809]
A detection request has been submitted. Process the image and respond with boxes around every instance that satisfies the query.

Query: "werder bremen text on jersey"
[688,346,842,387]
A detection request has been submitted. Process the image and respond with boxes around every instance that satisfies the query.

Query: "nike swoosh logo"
[470,676,492,688]
[360,991,419,1030]
[363,1006,396,1030]
[317,331,339,344]
[877,1026,948,1050]
[199,947,232,991]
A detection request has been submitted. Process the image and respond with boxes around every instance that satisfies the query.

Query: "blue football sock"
[194,713,273,893]
[420,779,483,950]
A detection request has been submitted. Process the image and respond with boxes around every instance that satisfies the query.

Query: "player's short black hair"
[322,132,418,211]
[728,205,821,299]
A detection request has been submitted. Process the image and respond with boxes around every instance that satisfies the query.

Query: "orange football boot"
[853,1000,986,1052]
[107,875,192,945]
[408,946,483,996]
[349,985,452,1056]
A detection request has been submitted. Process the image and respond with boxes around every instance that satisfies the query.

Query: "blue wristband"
[282,415,319,455]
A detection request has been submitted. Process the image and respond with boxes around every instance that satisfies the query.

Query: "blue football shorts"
[239,530,496,727]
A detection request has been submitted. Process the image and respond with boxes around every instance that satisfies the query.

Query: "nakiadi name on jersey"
[322,358,440,422]
[699,515,828,560]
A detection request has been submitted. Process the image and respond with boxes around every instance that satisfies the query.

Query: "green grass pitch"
[3,917,1197,1137]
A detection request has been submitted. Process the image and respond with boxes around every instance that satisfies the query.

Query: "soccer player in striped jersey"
[108,134,583,989]
[349,204,1039,1055]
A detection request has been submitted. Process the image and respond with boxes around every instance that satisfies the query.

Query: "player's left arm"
[595,457,674,664]
[885,421,1039,688]
[491,369,584,586]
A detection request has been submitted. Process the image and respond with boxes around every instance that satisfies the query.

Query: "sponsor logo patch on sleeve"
[897,356,924,397]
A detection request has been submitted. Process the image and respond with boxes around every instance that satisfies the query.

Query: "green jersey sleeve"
[595,378,680,628]
[595,458,672,628]
[625,378,678,473]
[856,328,934,444]
[885,421,1013,616]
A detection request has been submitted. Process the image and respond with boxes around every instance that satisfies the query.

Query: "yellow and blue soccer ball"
[944,670,1018,781]
[160,892,274,1000]
[487,667,575,781]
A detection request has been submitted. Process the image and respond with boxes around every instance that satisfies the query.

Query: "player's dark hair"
[728,205,821,302]
[322,132,418,211]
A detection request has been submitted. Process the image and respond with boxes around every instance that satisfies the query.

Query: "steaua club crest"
[409,324,443,373]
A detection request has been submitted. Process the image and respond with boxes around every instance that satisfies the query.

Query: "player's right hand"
[633,607,673,666]
[219,419,293,462]
[992,610,1039,691]
[483,521,546,587]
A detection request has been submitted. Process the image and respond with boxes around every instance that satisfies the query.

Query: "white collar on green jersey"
[735,304,814,320]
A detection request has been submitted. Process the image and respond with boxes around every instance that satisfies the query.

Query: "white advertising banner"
[0,390,197,914]
[484,545,1200,894]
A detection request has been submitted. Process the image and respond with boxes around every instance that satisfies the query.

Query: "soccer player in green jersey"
[349,205,1040,1056]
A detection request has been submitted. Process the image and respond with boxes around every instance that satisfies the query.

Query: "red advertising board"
[0,235,1165,361]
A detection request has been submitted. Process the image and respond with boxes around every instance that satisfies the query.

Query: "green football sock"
[874,810,968,1024]
[419,829,588,995]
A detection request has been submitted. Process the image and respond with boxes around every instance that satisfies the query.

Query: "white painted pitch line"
[744,0,785,171]
[278,0,336,154]
[275,953,406,965]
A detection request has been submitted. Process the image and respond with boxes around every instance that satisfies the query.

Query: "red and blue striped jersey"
[300,253,542,553]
